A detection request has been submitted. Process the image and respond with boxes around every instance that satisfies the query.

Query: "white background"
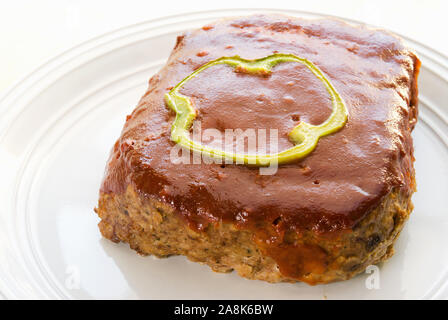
[0,0,446,95]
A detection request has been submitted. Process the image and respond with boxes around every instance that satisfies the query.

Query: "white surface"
[0,0,447,95]
[0,9,447,299]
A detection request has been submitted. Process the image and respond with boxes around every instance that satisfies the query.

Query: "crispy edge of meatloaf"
[95,185,413,284]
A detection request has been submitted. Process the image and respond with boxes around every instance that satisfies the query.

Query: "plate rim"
[1,7,447,116]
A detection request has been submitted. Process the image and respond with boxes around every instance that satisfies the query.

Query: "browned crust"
[96,185,412,284]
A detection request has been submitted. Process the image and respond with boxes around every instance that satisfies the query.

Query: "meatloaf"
[95,14,420,285]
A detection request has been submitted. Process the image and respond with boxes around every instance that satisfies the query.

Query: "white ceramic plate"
[0,9,447,300]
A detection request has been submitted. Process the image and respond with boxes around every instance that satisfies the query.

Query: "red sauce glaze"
[100,14,420,281]
[259,242,328,283]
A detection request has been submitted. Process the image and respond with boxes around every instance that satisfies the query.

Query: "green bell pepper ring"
[165,53,348,166]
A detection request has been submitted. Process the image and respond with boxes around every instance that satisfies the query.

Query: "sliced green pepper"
[165,53,348,166]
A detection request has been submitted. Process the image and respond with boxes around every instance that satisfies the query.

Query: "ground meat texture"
[96,186,412,284]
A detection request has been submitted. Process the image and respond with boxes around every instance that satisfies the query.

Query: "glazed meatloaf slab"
[95,14,420,285]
